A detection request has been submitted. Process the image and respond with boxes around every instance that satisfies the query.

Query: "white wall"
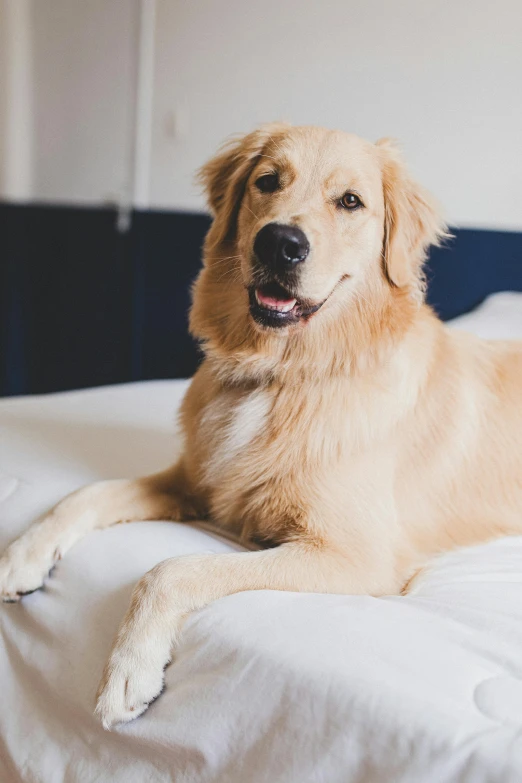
[30,0,139,206]
[0,0,33,200]
[2,0,521,229]
[150,0,522,229]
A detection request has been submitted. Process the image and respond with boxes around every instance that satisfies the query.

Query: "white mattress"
[1,291,522,783]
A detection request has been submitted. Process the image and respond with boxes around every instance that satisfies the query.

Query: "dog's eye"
[255,173,279,193]
[339,192,363,210]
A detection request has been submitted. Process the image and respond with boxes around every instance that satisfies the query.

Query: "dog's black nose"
[253,223,310,271]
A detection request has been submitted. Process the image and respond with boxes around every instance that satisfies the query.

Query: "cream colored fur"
[1,124,521,729]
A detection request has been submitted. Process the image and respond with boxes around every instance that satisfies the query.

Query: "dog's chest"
[194,382,359,539]
[196,383,352,495]
[197,388,273,487]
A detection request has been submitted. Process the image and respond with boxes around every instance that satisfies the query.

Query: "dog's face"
[193,124,446,363]
[237,128,387,330]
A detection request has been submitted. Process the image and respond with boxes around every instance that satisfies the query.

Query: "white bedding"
[1,291,522,783]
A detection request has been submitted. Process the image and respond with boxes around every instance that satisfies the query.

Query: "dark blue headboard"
[426,229,522,321]
[1,202,521,396]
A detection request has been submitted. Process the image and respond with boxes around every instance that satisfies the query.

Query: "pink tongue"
[256,290,296,307]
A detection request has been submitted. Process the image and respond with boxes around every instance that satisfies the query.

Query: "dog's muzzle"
[248,223,317,328]
[253,223,310,274]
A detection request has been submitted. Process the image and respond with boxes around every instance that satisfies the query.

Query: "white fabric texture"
[1,291,522,783]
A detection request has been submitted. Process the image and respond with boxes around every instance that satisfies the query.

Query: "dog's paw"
[95,646,168,729]
[0,538,60,602]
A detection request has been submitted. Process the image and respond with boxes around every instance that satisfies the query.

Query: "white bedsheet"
[1,292,522,783]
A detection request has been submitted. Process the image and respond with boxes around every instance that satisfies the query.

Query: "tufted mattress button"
[0,474,19,503]
[474,675,522,725]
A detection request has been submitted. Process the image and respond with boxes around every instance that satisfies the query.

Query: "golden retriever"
[1,123,522,729]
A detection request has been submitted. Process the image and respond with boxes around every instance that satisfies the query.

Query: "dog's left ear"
[198,123,289,247]
[376,139,449,295]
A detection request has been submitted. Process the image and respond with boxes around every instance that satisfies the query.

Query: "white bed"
[1,292,522,783]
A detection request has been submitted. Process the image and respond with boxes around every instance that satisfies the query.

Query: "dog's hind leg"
[0,463,196,602]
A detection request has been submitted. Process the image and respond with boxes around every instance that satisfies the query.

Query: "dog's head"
[192,124,447,376]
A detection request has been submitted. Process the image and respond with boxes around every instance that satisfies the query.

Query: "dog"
[1,123,522,729]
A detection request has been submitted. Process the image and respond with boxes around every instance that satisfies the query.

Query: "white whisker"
[243,203,260,221]
[266,134,285,157]
[207,254,242,262]
[208,255,242,267]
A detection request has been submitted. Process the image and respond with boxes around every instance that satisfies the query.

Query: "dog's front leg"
[95,541,396,728]
[0,463,196,601]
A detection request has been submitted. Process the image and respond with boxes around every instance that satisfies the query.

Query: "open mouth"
[248,281,324,329]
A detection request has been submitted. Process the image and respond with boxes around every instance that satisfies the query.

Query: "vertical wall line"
[132,0,156,210]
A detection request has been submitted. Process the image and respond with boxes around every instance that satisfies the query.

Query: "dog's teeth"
[265,300,297,313]
[255,290,297,312]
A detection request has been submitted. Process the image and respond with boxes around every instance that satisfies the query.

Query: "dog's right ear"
[198,123,289,247]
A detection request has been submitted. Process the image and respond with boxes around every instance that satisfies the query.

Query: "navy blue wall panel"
[426,229,522,321]
[1,204,134,395]
[129,210,209,383]
[1,202,521,396]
